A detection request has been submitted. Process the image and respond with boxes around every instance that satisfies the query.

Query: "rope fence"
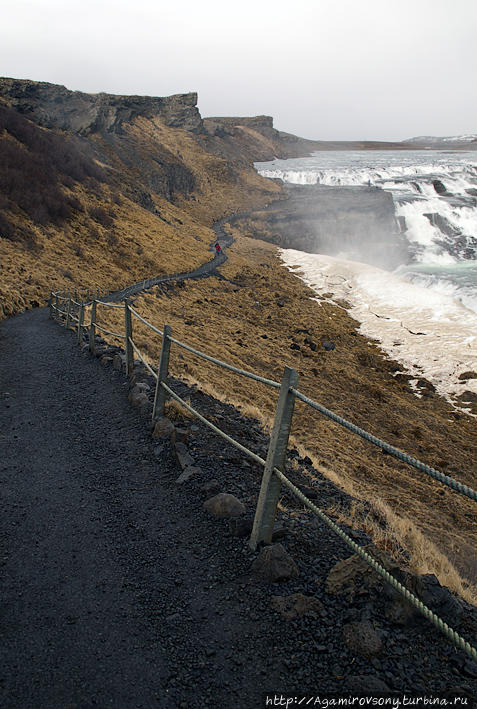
[48,288,477,662]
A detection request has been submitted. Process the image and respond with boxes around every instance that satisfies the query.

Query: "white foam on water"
[280,249,477,412]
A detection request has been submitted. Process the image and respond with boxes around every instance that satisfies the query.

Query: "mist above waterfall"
[255,149,477,308]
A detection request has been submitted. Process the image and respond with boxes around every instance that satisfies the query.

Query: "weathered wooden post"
[124,299,134,376]
[77,302,85,343]
[152,325,172,420]
[89,297,97,354]
[249,365,298,550]
[65,292,71,330]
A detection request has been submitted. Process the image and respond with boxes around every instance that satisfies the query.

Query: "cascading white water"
[255,150,477,311]
[254,150,477,411]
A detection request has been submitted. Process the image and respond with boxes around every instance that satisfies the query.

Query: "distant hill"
[406,134,477,148]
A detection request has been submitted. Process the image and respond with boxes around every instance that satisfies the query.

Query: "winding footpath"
[106,218,234,302]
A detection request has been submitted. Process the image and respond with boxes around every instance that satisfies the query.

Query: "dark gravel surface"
[1,307,476,708]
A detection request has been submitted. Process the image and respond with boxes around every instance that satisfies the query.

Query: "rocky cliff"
[0,78,204,135]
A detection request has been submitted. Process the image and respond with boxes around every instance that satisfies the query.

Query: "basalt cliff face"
[0,78,204,135]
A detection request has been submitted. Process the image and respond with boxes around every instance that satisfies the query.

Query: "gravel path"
[0,307,292,708]
[1,278,476,706]
[105,218,234,302]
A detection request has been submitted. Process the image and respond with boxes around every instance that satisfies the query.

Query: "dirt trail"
[0,307,287,707]
[105,219,234,302]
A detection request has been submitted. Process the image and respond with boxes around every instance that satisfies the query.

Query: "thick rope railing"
[129,307,164,336]
[168,335,281,389]
[292,389,477,502]
[94,323,123,339]
[273,468,477,662]
[96,300,124,309]
[129,337,157,379]
[48,288,477,661]
[163,379,476,662]
[161,382,267,466]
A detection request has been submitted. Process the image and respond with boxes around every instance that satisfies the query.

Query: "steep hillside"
[0,79,300,319]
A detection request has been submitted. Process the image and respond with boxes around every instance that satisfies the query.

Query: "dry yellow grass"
[0,113,281,321]
[92,230,477,605]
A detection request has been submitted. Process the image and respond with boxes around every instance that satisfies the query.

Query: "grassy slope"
[1,101,476,604]
[107,230,475,604]
[0,111,282,319]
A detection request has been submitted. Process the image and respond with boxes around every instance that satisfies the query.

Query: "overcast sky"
[1,0,476,141]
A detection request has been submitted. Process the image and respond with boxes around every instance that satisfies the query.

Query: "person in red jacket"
[214,242,221,255]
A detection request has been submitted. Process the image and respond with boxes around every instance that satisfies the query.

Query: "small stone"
[200,480,221,496]
[343,621,383,658]
[171,427,190,445]
[322,341,335,351]
[203,493,245,518]
[176,466,201,484]
[152,417,174,439]
[251,543,299,583]
[271,593,323,620]
[113,353,126,371]
[271,524,287,542]
[228,517,253,538]
[174,442,195,470]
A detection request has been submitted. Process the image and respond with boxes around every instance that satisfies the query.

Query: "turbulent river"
[255,150,477,411]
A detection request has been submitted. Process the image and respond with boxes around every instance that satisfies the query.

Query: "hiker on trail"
[215,242,221,255]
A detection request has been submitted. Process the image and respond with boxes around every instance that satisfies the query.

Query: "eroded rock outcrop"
[0,78,204,135]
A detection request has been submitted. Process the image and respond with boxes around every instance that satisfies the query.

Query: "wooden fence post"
[65,293,71,330]
[77,302,85,343]
[152,325,172,420]
[249,365,298,550]
[89,298,97,354]
[124,299,134,376]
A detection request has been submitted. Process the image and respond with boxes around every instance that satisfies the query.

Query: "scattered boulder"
[152,417,174,439]
[322,341,335,351]
[174,442,195,470]
[326,545,389,599]
[271,593,323,620]
[200,479,221,496]
[128,385,149,407]
[412,573,463,626]
[229,516,254,538]
[343,621,382,658]
[171,427,190,445]
[458,371,477,381]
[251,543,299,583]
[203,493,245,518]
[433,179,448,195]
[176,465,201,484]
[113,353,126,371]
